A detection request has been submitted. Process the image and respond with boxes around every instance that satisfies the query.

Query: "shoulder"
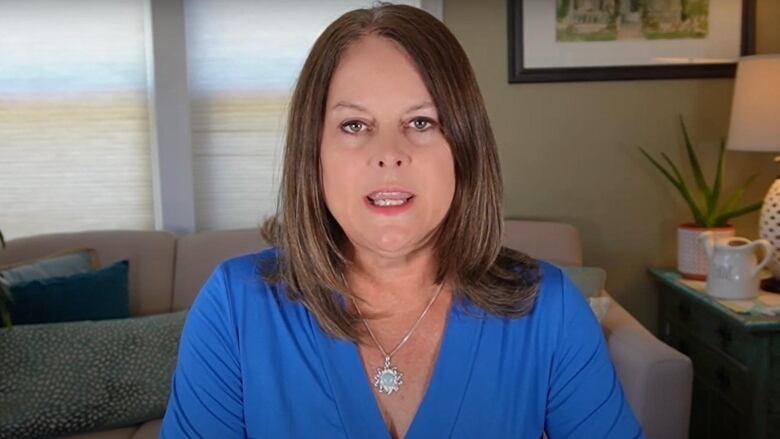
[534,259,593,319]
[498,259,597,346]
[191,247,288,316]
[185,247,308,348]
[214,246,280,281]
[477,258,593,329]
[204,247,283,296]
[534,260,604,355]
[532,263,642,437]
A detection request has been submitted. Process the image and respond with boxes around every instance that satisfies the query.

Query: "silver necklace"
[347,278,445,396]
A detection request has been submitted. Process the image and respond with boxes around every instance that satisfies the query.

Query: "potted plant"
[640,116,762,279]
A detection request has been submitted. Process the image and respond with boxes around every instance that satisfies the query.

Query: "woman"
[161,4,643,438]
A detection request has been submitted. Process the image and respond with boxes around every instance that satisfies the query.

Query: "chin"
[372,232,437,257]
[370,239,414,256]
[345,231,412,256]
[341,220,434,256]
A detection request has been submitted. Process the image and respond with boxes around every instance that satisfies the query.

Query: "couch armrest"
[601,296,693,439]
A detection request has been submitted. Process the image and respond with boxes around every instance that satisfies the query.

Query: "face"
[320,34,456,260]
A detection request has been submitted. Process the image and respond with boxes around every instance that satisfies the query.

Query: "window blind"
[185,0,421,231]
[0,0,152,241]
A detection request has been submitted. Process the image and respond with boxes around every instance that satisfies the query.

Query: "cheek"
[429,149,456,213]
[320,154,340,211]
[320,147,359,216]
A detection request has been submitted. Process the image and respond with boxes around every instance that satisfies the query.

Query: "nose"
[371,136,411,168]
[377,156,405,168]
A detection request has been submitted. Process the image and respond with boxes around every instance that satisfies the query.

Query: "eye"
[408,117,437,131]
[340,120,367,135]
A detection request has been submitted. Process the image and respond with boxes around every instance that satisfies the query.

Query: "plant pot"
[677,223,735,280]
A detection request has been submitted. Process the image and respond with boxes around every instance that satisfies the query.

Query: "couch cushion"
[63,426,138,439]
[0,231,176,315]
[0,248,99,285]
[172,228,267,310]
[0,311,186,439]
[130,419,161,439]
[60,415,160,438]
[503,220,583,266]
[8,260,130,325]
[172,222,581,310]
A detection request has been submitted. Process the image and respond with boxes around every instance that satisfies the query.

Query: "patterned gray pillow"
[0,311,187,439]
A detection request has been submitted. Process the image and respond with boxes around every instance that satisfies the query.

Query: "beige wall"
[444,0,780,333]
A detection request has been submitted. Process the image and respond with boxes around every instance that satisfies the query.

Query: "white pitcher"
[698,231,773,300]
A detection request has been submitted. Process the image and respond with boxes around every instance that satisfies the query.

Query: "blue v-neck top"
[160,248,644,438]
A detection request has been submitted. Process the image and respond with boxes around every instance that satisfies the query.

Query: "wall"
[444,0,780,332]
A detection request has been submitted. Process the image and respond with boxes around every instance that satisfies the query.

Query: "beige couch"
[0,220,692,439]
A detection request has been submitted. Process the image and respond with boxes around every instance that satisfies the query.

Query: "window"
[0,0,437,239]
[185,0,422,231]
[0,0,152,240]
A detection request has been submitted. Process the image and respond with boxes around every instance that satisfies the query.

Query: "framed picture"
[508,0,756,83]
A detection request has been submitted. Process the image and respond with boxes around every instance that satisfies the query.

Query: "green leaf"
[640,147,705,225]
[712,201,763,226]
[659,152,706,223]
[640,147,681,186]
[716,173,759,217]
[661,152,686,184]
[679,116,712,212]
[708,139,726,217]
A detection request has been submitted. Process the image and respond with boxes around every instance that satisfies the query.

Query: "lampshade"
[726,54,780,152]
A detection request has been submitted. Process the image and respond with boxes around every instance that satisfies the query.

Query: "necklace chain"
[346,277,445,359]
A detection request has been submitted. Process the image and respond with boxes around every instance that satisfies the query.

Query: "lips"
[365,187,415,210]
[363,195,415,215]
[366,189,415,201]
[366,189,415,208]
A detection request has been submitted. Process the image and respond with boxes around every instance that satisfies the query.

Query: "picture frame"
[508,0,756,83]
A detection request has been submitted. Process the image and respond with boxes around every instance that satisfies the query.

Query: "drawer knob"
[677,302,691,321]
[716,323,732,346]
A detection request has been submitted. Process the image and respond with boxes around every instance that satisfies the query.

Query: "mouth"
[365,189,415,207]
[364,189,415,215]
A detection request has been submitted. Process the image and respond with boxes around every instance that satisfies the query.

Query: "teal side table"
[649,268,780,439]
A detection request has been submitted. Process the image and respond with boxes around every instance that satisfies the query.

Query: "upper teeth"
[368,191,412,207]
[373,198,407,207]
[369,191,412,199]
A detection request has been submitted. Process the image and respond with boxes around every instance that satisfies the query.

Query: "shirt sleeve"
[544,270,645,439]
[160,265,247,438]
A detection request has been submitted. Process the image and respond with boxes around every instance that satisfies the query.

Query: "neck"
[344,243,444,317]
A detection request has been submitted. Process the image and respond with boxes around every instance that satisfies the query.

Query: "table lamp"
[726,54,780,291]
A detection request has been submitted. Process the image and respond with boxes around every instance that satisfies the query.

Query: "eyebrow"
[330,101,436,114]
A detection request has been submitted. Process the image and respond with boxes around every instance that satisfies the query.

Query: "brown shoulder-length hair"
[261,3,541,342]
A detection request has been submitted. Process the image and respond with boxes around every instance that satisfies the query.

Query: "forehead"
[326,34,434,109]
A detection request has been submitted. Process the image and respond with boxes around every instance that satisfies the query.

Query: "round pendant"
[373,357,403,395]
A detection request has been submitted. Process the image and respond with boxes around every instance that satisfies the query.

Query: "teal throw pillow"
[8,260,130,325]
[0,310,187,439]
